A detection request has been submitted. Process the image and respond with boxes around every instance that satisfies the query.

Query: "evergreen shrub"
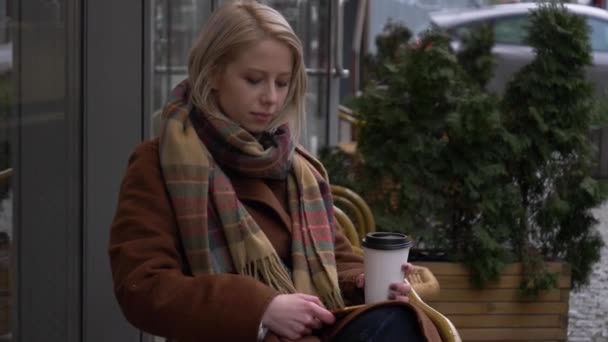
[323,3,605,293]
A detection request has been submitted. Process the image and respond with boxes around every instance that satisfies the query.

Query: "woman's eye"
[246,78,261,85]
[276,81,290,88]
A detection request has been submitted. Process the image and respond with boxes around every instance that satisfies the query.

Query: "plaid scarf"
[159,80,344,309]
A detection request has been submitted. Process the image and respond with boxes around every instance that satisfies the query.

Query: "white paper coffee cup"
[362,232,414,304]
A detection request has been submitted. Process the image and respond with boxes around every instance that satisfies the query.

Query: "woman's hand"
[261,293,335,340]
[356,263,413,303]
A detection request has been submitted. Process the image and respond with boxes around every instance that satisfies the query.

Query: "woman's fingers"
[296,325,312,337]
[301,314,323,330]
[297,293,325,308]
[390,281,411,295]
[262,293,335,340]
[402,262,413,275]
[262,293,333,340]
[389,293,410,303]
[284,321,309,340]
[300,314,322,330]
[355,273,365,288]
[309,302,336,325]
[285,326,304,340]
[280,313,316,339]
[388,281,411,301]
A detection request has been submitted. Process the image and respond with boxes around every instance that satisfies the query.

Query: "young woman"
[109,1,440,341]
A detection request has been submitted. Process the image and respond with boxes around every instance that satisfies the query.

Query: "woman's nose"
[262,83,278,105]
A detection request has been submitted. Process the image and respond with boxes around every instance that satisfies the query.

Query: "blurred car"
[426,3,608,94]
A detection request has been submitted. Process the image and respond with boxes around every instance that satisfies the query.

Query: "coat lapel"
[229,177,292,232]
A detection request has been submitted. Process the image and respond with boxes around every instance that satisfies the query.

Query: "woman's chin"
[243,124,270,135]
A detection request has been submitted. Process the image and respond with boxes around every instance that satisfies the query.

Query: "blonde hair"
[188,0,307,141]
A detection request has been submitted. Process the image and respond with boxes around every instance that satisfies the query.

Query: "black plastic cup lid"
[361,232,413,250]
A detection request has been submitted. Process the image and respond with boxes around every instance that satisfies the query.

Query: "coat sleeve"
[109,140,278,342]
[333,218,365,305]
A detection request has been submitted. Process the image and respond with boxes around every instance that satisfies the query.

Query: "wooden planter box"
[415,262,571,342]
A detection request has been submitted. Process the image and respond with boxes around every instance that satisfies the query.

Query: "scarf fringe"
[321,288,346,310]
[242,255,297,294]
[242,256,344,309]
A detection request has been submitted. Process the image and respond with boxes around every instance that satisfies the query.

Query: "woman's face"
[214,38,294,134]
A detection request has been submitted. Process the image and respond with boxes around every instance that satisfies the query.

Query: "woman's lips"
[251,112,272,122]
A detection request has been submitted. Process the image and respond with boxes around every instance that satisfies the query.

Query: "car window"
[493,15,530,45]
[588,18,608,52]
[449,21,484,40]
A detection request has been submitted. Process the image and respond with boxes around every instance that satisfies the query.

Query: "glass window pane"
[588,18,608,52]
[149,0,332,154]
[494,15,529,45]
[263,0,329,152]
[150,0,211,124]
[0,0,11,339]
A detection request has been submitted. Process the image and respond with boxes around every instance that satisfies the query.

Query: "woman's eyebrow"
[244,67,291,76]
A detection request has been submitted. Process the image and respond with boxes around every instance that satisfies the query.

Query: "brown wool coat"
[109,139,365,342]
